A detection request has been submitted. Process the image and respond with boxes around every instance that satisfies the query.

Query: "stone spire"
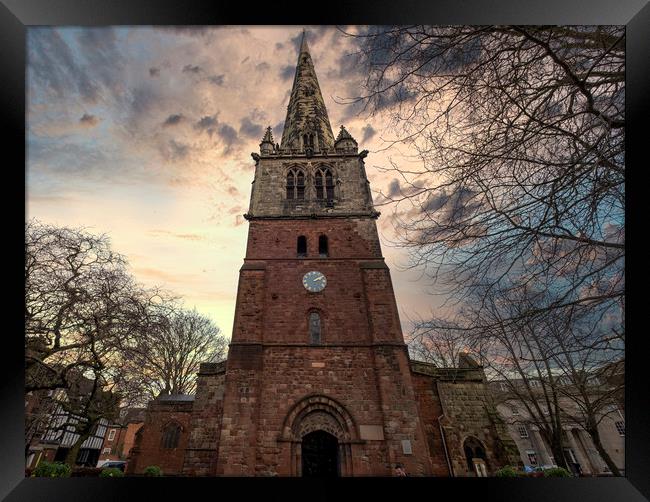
[260,126,274,154]
[280,30,335,152]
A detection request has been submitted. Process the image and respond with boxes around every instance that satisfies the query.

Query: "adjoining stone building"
[490,360,625,476]
[127,32,519,477]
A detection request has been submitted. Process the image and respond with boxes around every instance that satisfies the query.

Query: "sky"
[26,25,446,340]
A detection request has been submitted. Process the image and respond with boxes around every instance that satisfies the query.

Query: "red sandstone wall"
[216,216,432,476]
[411,372,452,476]
[182,365,226,476]
[127,401,192,475]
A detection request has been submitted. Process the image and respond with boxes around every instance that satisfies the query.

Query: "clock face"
[302,271,327,292]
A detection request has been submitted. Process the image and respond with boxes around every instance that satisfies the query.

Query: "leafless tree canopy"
[120,306,227,400]
[25,220,228,462]
[346,26,625,474]
[346,25,624,321]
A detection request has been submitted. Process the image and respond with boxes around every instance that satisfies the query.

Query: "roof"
[118,407,147,425]
[155,394,195,403]
[279,30,335,151]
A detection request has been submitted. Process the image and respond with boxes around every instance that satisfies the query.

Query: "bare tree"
[343,25,624,324]
[409,279,623,473]
[121,306,227,401]
[25,220,226,464]
[25,219,148,392]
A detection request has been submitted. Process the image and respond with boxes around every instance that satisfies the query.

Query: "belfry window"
[303,133,315,150]
[315,168,334,201]
[161,423,181,449]
[287,169,305,200]
[309,312,321,345]
[319,235,328,257]
[297,236,307,257]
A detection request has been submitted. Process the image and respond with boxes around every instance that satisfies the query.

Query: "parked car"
[97,460,127,472]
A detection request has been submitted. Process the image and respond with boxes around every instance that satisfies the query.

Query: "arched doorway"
[279,394,358,476]
[301,430,339,477]
[463,436,488,476]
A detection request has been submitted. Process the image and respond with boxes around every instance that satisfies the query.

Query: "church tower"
[184,31,433,477]
[130,32,522,479]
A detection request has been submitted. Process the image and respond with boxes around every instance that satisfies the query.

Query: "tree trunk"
[543,430,569,471]
[588,428,622,476]
[64,428,92,467]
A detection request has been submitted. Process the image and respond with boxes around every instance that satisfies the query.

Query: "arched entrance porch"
[278,394,358,476]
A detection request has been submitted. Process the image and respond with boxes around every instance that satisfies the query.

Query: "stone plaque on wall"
[359,425,385,440]
[401,439,412,455]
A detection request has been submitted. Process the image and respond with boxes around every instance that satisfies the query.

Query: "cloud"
[79,113,100,127]
[273,121,285,140]
[28,28,100,103]
[255,62,270,72]
[159,139,190,161]
[194,114,219,136]
[217,124,238,152]
[207,74,224,85]
[149,229,206,241]
[129,85,159,117]
[388,179,401,197]
[163,114,184,127]
[280,65,295,81]
[239,116,263,139]
[361,124,376,143]
[182,64,202,74]
[149,67,160,77]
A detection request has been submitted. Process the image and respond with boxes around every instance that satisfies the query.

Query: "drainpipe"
[438,413,454,477]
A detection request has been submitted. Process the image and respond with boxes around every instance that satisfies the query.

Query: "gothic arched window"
[161,423,181,449]
[296,170,305,199]
[297,235,307,257]
[309,312,321,345]
[286,171,295,200]
[315,168,335,201]
[287,169,305,200]
[319,235,328,257]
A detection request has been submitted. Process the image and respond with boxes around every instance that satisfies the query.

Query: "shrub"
[544,467,572,477]
[495,466,519,477]
[71,467,103,477]
[143,465,163,477]
[32,461,72,478]
[99,467,125,477]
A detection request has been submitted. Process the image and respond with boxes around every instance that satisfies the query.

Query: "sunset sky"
[26,26,445,339]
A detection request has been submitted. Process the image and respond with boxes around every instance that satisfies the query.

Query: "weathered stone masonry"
[128,30,516,477]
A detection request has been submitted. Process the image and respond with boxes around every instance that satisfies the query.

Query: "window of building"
[518,425,529,438]
[286,169,305,200]
[303,133,314,150]
[530,380,540,388]
[297,236,307,257]
[107,429,116,441]
[318,235,328,257]
[309,312,321,345]
[102,447,111,455]
[511,406,519,415]
[297,171,305,199]
[161,423,181,449]
[615,421,625,436]
[526,450,538,465]
[287,171,294,199]
[315,168,334,201]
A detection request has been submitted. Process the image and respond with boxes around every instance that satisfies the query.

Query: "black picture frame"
[2,1,647,500]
